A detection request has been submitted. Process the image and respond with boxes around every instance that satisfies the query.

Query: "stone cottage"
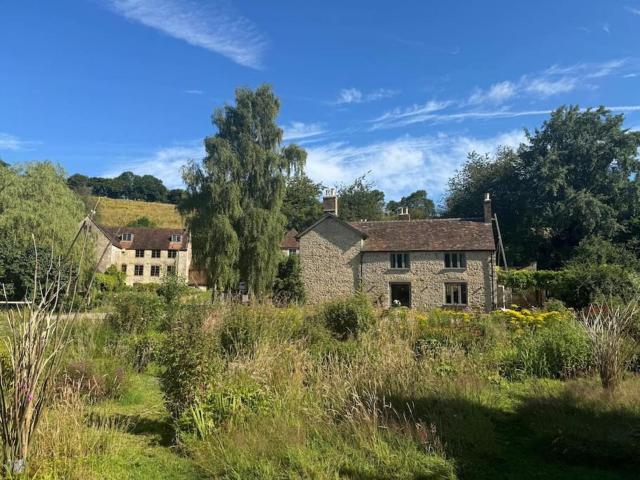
[297,191,497,310]
[84,217,192,286]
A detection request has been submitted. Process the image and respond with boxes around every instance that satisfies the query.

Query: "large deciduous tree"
[337,175,385,221]
[180,85,306,297]
[386,189,436,219]
[282,173,323,231]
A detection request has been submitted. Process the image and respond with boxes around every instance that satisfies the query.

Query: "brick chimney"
[483,193,492,223]
[323,188,338,216]
[397,206,410,221]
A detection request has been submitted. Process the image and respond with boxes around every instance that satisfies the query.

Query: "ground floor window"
[150,265,161,277]
[121,264,127,274]
[445,282,468,305]
[166,265,175,275]
[134,264,144,276]
[390,282,411,307]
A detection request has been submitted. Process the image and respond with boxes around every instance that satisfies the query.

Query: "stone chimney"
[397,206,410,221]
[323,188,338,216]
[483,193,492,223]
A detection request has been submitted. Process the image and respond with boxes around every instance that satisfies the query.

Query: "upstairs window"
[390,252,410,269]
[167,250,177,259]
[150,265,160,277]
[170,234,182,243]
[444,252,466,269]
[151,249,161,258]
[135,249,145,258]
[289,249,298,255]
[445,283,468,305]
[120,233,133,241]
[134,265,144,276]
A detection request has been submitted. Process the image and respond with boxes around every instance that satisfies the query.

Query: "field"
[13,292,640,479]
[91,196,184,228]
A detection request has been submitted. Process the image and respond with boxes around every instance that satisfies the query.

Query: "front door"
[390,282,411,307]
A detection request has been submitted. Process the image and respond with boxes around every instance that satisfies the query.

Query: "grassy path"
[88,373,206,480]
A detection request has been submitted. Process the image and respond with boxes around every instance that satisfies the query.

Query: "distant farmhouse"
[297,190,497,310]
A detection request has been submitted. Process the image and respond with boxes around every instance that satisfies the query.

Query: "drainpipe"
[490,252,496,311]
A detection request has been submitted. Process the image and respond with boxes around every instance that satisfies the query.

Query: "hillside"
[91,196,184,228]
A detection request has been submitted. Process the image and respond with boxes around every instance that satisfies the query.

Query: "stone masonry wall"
[299,217,362,304]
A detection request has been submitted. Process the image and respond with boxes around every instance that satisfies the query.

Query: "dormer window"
[120,233,133,242]
[170,234,182,243]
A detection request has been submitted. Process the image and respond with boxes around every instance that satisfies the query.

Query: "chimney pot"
[397,206,410,221]
[323,188,338,216]
[483,193,492,223]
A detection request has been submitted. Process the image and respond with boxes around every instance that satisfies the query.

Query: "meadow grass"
[92,196,183,228]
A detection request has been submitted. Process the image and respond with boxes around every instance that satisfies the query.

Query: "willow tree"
[181,85,306,298]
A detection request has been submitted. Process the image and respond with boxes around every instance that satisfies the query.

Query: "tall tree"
[282,173,323,231]
[338,175,385,221]
[387,189,436,219]
[180,85,306,297]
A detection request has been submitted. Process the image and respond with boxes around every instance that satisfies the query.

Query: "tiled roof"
[348,218,495,252]
[280,229,299,250]
[97,224,189,251]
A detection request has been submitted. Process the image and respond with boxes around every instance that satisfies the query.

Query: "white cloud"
[103,143,204,188]
[0,133,30,151]
[305,130,526,199]
[603,23,610,34]
[105,0,266,68]
[623,73,638,78]
[522,77,577,96]
[335,87,399,104]
[184,89,204,95]
[282,122,326,142]
[468,81,517,105]
[626,7,640,15]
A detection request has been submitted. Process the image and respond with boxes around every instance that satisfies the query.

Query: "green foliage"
[322,293,375,339]
[126,216,158,228]
[180,85,306,297]
[272,254,305,305]
[499,319,593,379]
[128,331,165,373]
[108,291,165,334]
[159,306,222,419]
[446,106,640,268]
[94,265,127,293]
[337,174,385,221]
[282,173,323,231]
[62,359,127,402]
[387,189,436,219]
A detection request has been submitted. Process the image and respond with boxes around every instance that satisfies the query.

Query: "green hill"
[90,196,184,228]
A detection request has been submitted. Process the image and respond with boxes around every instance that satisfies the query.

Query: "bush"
[499,318,593,379]
[94,265,127,293]
[272,255,305,306]
[322,293,375,340]
[159,306,222,419]
[128,331,165,373]
[108,291,165,334]
[61,360,127,402]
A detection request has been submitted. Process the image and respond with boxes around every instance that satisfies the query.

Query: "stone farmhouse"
[84,217,192,286]
[297,191,497,310]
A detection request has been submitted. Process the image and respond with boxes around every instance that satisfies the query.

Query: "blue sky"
[2,1,640,203]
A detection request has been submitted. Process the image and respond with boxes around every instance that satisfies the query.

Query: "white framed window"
[166,265,176,275]
[120,233,133,241]
[170,234,182,243]
[390,252,410,269]
[135,249,145,258]
[150,265,160,277]
[444,252,466,269]
[167,250,177,259]
[151,249,161,258]
[445,283,468,305]
[134,265,144,276]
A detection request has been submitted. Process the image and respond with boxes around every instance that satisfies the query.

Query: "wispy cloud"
[105,0,266,68]
[468,81,517,105]
[603,23,611,34]
[0,133,32,151]
[282,122,327,142]
[305,130,526,199]
[335,87,399,105]
[522,77,577,96]
[103,143,204,188]
[626,7,640,16]
[184,89,204,95]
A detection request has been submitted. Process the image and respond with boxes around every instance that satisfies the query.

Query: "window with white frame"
[134,265,144,276]
[170,234,182,243]
[150,265,160,277]
[120,233,133,241]
[166,265,176,275]
[444,252,466,269]
[135,249,145,258]
[168,250,177,259]
[444,283,468,305]
[390,252,410,269]
[151,249,161,258]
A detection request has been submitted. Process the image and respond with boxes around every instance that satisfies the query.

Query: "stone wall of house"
[299,217,363,304]
[111,247,191,286]
[360,251,495,310]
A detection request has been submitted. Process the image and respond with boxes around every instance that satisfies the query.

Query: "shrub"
[159,306,222,419]
[61,360,127,402]
[108,291,165,334]
[93,265,127,293]
[322,293,374,340]
[499,319,593,379]
[128,331,165,373]
[272,254,305,306]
